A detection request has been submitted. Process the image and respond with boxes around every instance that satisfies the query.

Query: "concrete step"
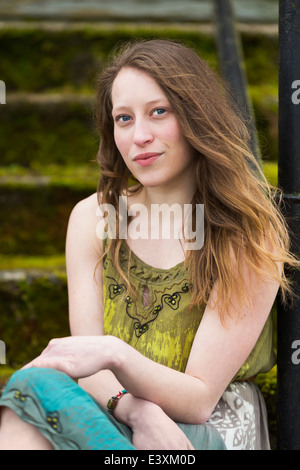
[0,0,279,24]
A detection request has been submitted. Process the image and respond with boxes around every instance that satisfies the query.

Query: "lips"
[133,152,162,167]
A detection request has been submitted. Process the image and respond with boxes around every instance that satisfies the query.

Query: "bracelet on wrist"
[107,389,127,415]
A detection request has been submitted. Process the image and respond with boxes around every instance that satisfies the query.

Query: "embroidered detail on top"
[106,272,190,338]
[108,278,126,299]
[127,282,190,337]
[103,247,192,338]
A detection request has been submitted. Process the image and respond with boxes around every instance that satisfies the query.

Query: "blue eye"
[153,108,166,116]
[117,115,131,122]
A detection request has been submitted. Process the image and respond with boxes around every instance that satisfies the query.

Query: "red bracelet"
[107,389,127,414]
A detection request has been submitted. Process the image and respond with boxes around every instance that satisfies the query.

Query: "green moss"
[242,34,278,88]
[0,272,69,369]
[0,163,100,189]
[0,254,66,270]
[0,26,217,92]
[0,99,99,167]
[0,366,16,395]
[250,85,279,161]
[0,26,278,93]
[262,161,278,186]
[0,185,92,255]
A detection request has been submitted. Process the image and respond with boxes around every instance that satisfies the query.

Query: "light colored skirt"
[0,368,269,450]
[208,381,270,450]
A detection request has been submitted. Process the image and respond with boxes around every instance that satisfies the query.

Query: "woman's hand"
[126,399,194,450]
[23,336,117,379]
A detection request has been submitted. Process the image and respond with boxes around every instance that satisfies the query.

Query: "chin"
[137,177,165,188]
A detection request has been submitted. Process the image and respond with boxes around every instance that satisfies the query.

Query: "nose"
[133,118,154,147]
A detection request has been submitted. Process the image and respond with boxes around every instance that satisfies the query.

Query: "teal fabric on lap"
[0,368,226,450]
[0,368,134,450]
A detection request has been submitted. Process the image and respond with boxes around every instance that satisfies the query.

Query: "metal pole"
[277,0,300,450]
[213,0,262,168]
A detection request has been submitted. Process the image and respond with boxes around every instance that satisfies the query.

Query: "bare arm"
[65,193,127,407]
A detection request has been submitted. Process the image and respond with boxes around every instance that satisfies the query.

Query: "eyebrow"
[112,98,169,113]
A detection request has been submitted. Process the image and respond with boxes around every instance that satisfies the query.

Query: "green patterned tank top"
[103,239,276,381]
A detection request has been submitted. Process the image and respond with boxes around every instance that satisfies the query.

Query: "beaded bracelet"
[107,389,127,414]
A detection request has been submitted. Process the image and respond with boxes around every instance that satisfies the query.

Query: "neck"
[139,171,196,209]
[130,176,196,243]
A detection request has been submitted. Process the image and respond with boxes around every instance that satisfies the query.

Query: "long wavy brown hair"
[95,39,298,321]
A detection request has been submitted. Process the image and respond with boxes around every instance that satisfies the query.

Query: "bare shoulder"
[68,192,103,230]
[67,192,103,254]
[70,192,100,218]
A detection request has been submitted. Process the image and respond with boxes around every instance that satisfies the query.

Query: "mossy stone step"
[0,181,94,256]
[0,269,69,369]
[0,94,98,167]
[0,22,278,93]
[0,163,100,188]
[0,164,99,257]
[0,25,218,93]
[0,88,279,168]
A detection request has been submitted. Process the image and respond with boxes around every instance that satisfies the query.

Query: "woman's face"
[111,67,195,190]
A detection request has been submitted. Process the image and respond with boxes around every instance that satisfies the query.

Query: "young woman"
[0,39,298,451]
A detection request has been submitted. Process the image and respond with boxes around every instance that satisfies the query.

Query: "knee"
[0,405,21,428]
[0,406,54,450]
